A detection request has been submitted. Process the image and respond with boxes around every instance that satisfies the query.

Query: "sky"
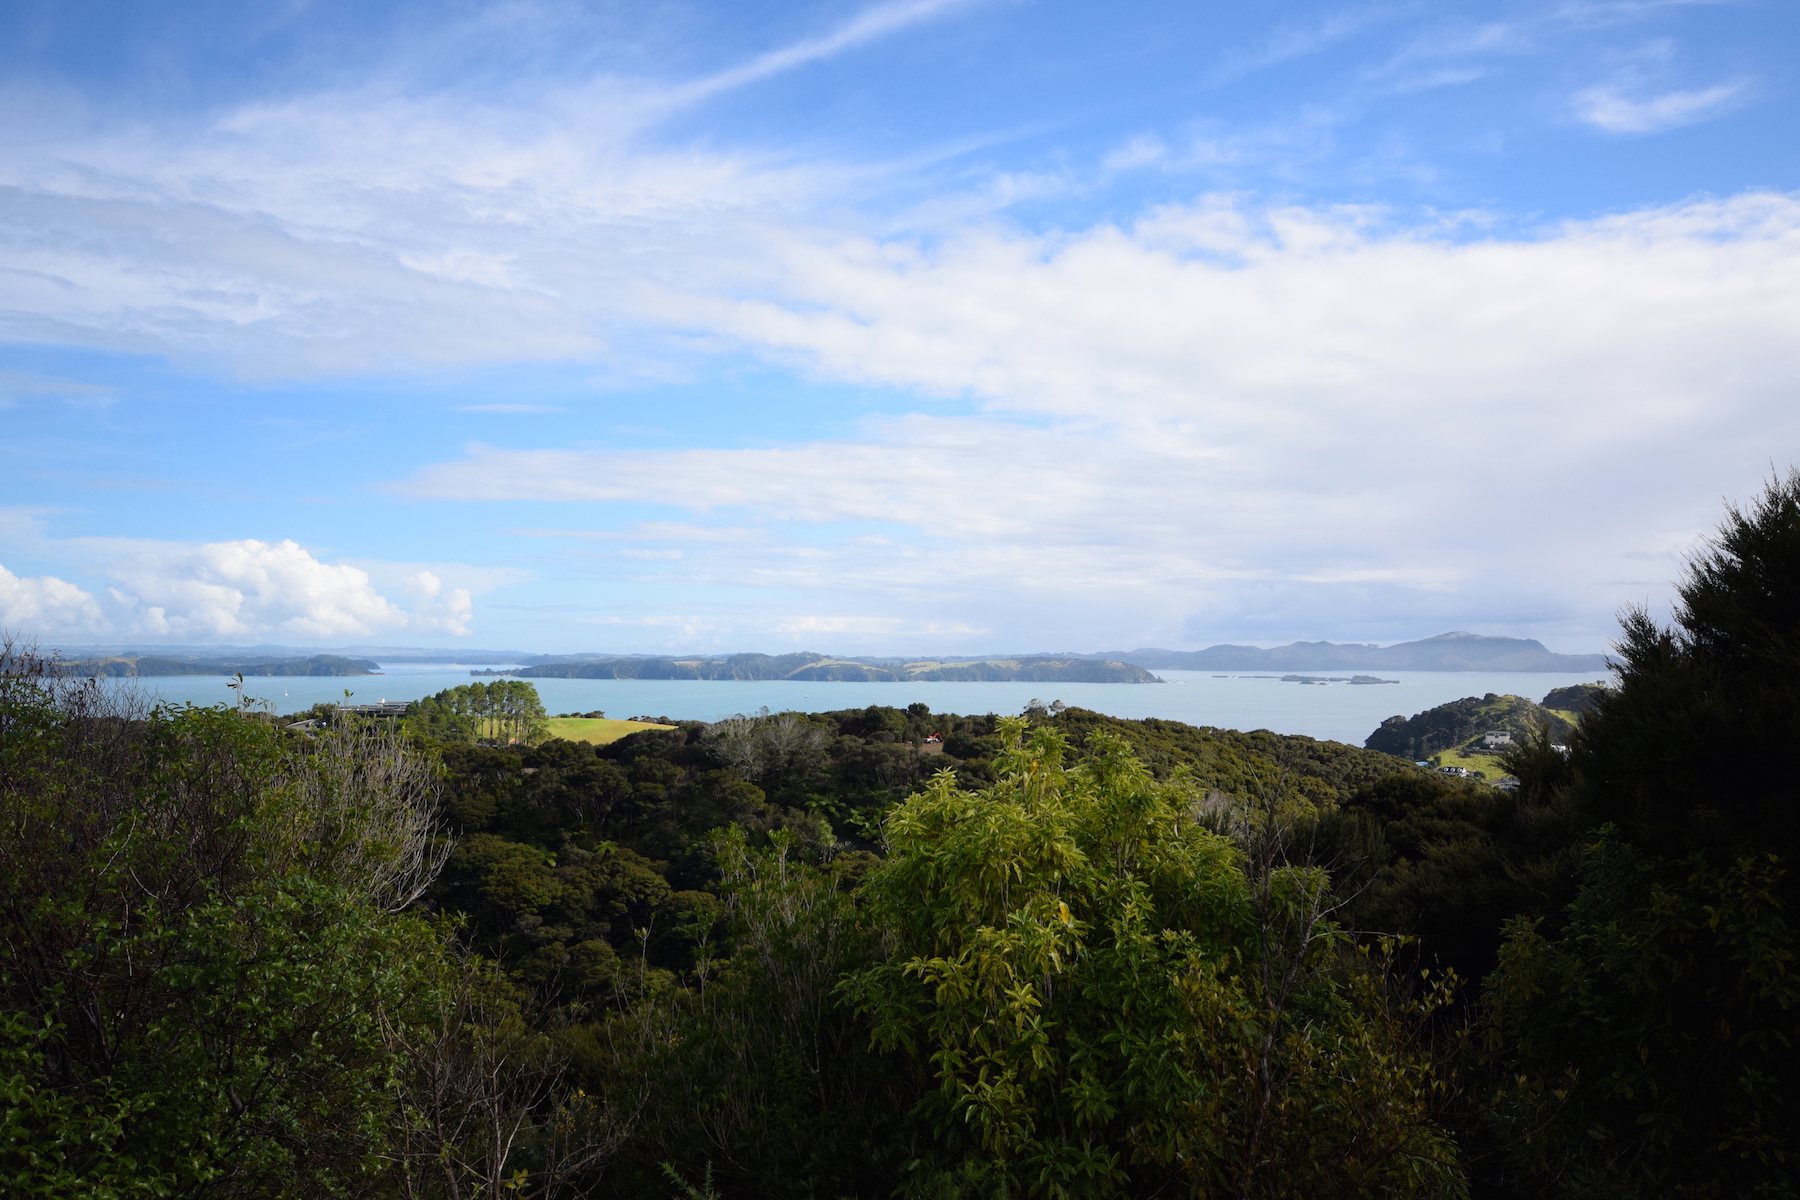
[2,0,1797,656]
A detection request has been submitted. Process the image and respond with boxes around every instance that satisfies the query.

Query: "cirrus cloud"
[1574,80,1746,133]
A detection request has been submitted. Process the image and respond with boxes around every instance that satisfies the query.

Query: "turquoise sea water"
[104,663,1611,747]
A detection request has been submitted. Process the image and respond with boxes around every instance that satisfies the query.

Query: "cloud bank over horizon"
[2,0,1796,654]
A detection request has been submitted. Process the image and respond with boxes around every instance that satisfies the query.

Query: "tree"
[0,642,456,1196]
[842,719,1464,1199]
[1481,470,1800,1196]
[0,642,615,1199]
[410,681,550,747]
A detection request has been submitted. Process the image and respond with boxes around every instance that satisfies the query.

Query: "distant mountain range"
[1091,632,1610,673]
[37,632,1609,676]
[59,653,380,677]
[493,652,1158,684]
[42,642,528,665]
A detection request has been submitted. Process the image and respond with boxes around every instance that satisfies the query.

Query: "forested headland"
[1366,691,1577,761]
[4,472,1799,1198]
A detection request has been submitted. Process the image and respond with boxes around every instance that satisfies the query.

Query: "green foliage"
[1479,470,1800,1196]
[843,719,1466,1199]
[1572,471,1800,864]
[1320,770,1581,987]
[408,680,549,747]
[1047,706,1433,802]
[1483,832,1799,1196]
[596,830,915,1197]
[1539,683,1608,717]
[1366,693,1575,760]
[0,661,452,1196]
[0,1007,170,1199]
[424,712,1470,1197]
[46,504,1800,1200]
[0,645,631,1200]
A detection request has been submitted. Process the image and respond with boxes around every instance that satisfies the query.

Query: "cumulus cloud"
[0,539,475,641]
[105,540,476,639]
[0,564,108,634]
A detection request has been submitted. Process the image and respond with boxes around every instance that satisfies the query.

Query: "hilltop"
[1366,690,1579,761]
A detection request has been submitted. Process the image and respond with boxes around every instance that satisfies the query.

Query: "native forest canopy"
[4,471,1799,1199]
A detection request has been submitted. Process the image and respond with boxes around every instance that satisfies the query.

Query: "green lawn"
[542,717,676,745]
[1433,745,1514,781]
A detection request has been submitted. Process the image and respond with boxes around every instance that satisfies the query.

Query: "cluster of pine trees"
[4,473,1798,1198]
[401,679,549,746]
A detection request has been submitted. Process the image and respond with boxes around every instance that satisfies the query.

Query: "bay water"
[107,663,1610,747]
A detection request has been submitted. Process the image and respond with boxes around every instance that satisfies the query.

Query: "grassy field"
[1437,745,1509,780]
[542,717,677,745]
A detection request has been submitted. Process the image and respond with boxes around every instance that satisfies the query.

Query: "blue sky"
[2,0,1796,654]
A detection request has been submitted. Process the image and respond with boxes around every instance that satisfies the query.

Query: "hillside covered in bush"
[1366,691,1577,759]
[6,472,1800,1199]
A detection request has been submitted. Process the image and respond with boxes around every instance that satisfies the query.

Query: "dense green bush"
[1477,471,1800,1196]
[0,656,451,1196]
[0,651,619,1199]
[9,470,1799,1199]
[845,721,1464,1199]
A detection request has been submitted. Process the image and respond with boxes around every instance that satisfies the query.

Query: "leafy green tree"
[0,647,454,1196]
[0,643,617,1199]
[1484,833,1798,1195]
[843,719,1464,1199]
[596,829,916,1198]
[1481,470,1800,1196]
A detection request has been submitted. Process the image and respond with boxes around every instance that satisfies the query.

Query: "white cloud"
[1102,135,1169,172]
[586,522,772,545]
[0,564,108,633]
[102,539,475,640]
[1207,6,1404,87]
[1574,80,1745,132]
[389,191,1800,649]
[671,0,985,104]
[0,538,477,641]
[0,0,987,377]
[0,1,1792,653]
